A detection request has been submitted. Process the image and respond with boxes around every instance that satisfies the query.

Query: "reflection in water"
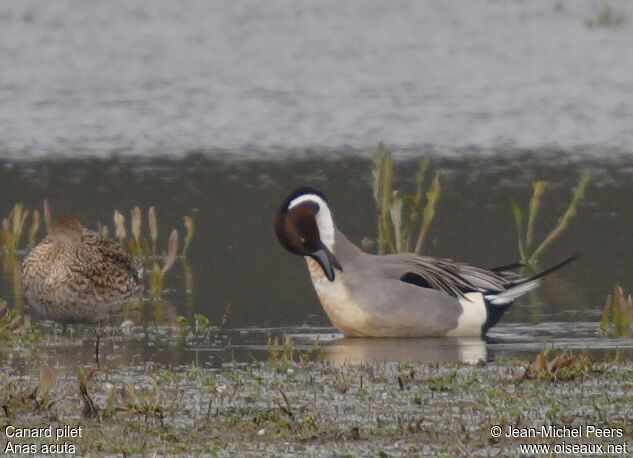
[2,253,24,315]
[322,337,486,365]
[2,155,633,364]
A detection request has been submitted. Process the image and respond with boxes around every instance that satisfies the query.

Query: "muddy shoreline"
[1,343,630,457]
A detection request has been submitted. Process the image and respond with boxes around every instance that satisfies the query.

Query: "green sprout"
[114,210,126,245]
[1,203,30,252]
[510,169,590,265]
[600,284,633,338]
[373,143,441,254]
[148,207,158,255]
[150,229,179,300]
[182,216,195,258]
[27,210,40,249]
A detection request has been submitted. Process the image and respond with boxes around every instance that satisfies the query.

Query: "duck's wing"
[380,253,578,303]
[79,232,143,294]
[381,254,513,299]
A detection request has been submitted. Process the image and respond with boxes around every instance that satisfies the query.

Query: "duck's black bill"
[310,244,342,282]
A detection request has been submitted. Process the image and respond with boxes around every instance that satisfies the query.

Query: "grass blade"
[148,207,158,255]
[414,172,441,254]
[28,210,40,249]
[525,181,547,257]
[183,216,195,258]
[404,158,429,252]
[530,169,590,263]
[390,192,404,252]
[510,199,526,263]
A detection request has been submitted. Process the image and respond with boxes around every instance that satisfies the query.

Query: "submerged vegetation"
[510,169,590,265]
[600,284,633,338]
[373,143,441,254]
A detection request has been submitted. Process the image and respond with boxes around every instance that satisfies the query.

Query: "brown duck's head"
[50,214,84,236]
[274,187,342,282]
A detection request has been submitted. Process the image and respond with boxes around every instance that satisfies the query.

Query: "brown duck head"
[274,187,342,281]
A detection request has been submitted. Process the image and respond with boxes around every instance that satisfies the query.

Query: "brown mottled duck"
[22,214,143,364]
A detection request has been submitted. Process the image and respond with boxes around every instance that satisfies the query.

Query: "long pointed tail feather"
[485,253,580,306]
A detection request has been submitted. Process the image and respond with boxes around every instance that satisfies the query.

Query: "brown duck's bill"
[310,243,342,281]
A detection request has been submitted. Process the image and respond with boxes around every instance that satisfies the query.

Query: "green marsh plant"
[1,203,41,253]
[150,229,179,300]
[110,207,195,300]
[522,348,599,381]
[600,284,633,338]
[373,143,441,254]
[510,169,589,266]
[0,299,28,339]
[183,216,195,258]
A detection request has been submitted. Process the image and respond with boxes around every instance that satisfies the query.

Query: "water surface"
[2,154,633,365]
[1,0,632,157]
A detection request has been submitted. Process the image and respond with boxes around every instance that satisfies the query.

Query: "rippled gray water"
[2,1,633,365]
[1,0,632,157]
[2,155,633,365]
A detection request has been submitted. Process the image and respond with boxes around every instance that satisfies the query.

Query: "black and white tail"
[482,254,578,333]
[485,254,578,306]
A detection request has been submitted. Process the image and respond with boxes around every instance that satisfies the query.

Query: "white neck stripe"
[288,194,335,251]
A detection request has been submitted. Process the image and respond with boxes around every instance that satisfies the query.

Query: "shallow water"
[1,0,632,157]
[2,154,633,365]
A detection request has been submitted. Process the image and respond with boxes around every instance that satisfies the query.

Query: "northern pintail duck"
[275,188,575,337]
[22,214,143,325]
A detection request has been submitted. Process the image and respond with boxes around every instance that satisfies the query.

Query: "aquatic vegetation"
[77,368,98,418]
[521,348,600,380]
[0,356,629,456]
[510,169,589,265]
[0,299,36,346]
[148,206,158,254]
[0,367,57,419]
[215,304,231,342]
[0,299,22,338]
[129,206,144,256]
[27,210,40,249]
[150,229,179,301]
[299,337,322,363]
[107,207,196,323]
[0,203,41,253]
[600,284,633,338]
[113,209,126,245]
[373,142,441,254]
[103,376,168,425]
[267,335,294,362]
[173,312,219,343]
[182,216,195,258]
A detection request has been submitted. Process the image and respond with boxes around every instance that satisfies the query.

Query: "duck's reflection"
[322,337,487,365]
